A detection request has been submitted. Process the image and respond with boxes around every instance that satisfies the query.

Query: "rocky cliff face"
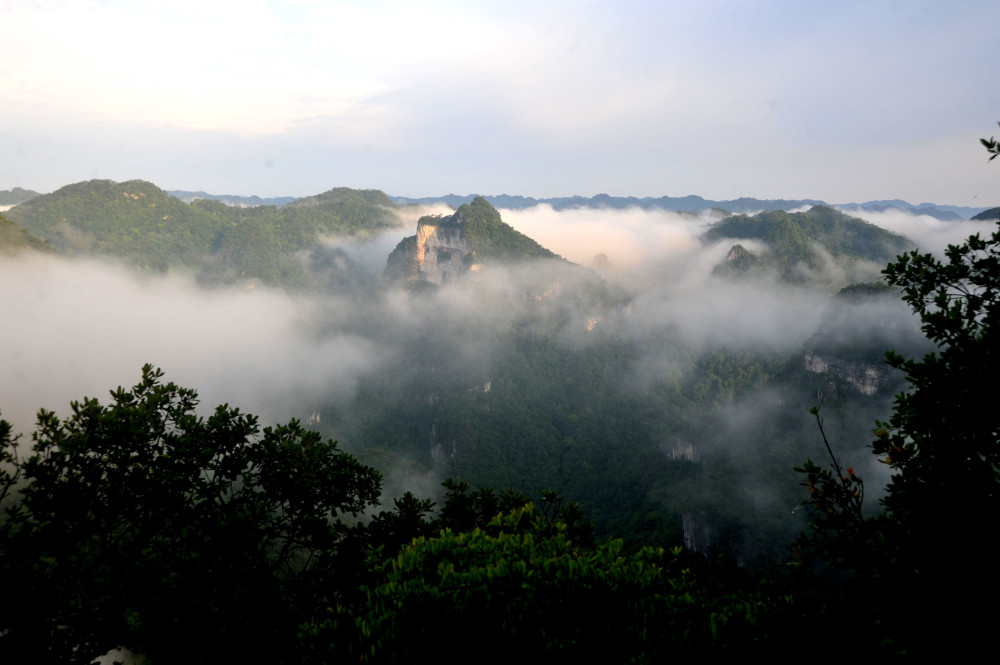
[803,352,896,396]
[414,219,476,285]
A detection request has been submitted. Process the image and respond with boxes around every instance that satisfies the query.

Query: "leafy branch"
[793,407,867,567]
[981,122,1000,161]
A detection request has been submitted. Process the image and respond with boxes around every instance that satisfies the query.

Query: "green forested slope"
[971,206,999,221]
[705,206,913,281]
[0,213,56,254]
[5,180,403,286]
[0,187,41,205]
[443,196,559,263]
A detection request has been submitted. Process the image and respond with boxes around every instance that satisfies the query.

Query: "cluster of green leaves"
[306,504,771,663]
[793,409,872,570]
[874,228,1000,547]
[981,122,1000,161]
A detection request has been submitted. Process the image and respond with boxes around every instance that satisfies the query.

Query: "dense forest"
[1,161,998,660]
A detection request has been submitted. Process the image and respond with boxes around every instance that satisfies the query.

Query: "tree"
[795,128,1000,652]
[875,227,1000,538]
[0,365,383,664]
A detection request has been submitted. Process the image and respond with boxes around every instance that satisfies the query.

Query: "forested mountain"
[0,187,41,206]
[385,196,561,286]
[5,179,404,287]
[6,179,223,269]
[705,206,913,284]
[971,206,1000,221]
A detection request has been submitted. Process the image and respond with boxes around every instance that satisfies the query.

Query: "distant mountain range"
[2,184,993,220]
[2,178,921,295]
[0,187,42,206]
[392,193,990,220]
[167,190,298,207]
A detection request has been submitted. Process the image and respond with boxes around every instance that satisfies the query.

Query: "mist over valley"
[1,180,942,562]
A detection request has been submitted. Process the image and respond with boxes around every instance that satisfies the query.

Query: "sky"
[2,0,1000,206]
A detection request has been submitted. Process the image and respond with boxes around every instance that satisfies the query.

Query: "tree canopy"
[0,365,383,663]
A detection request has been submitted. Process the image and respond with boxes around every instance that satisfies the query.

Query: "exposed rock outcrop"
[414,219,475,284]
[803,352,895,396]
[713,243,766,278]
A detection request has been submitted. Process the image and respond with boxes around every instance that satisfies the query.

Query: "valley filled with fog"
[3,191,959,562]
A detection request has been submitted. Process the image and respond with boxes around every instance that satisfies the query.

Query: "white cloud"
[839,207,995,256]
[0,254,384,432]
[500,204,714,272]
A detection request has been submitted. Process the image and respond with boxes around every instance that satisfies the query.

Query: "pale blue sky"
[2,0,999,205]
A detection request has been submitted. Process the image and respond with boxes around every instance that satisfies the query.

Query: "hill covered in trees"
[5,179,405,287]
[971,206,1000,221]
[0,187,41,206]
[385,196,562,286]
[705,206,913,284]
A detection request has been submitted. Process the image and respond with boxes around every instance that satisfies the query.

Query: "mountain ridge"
[5,178,992,218]
[392,193,992,219]
[4,179,403,286]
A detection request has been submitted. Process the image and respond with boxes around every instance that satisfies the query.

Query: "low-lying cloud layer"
[0,255,383,433]
[498,205,718,274]
[838,206,993,256]
[0,201,932,428]
[0,201,939,569]
[1,202,927,462]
